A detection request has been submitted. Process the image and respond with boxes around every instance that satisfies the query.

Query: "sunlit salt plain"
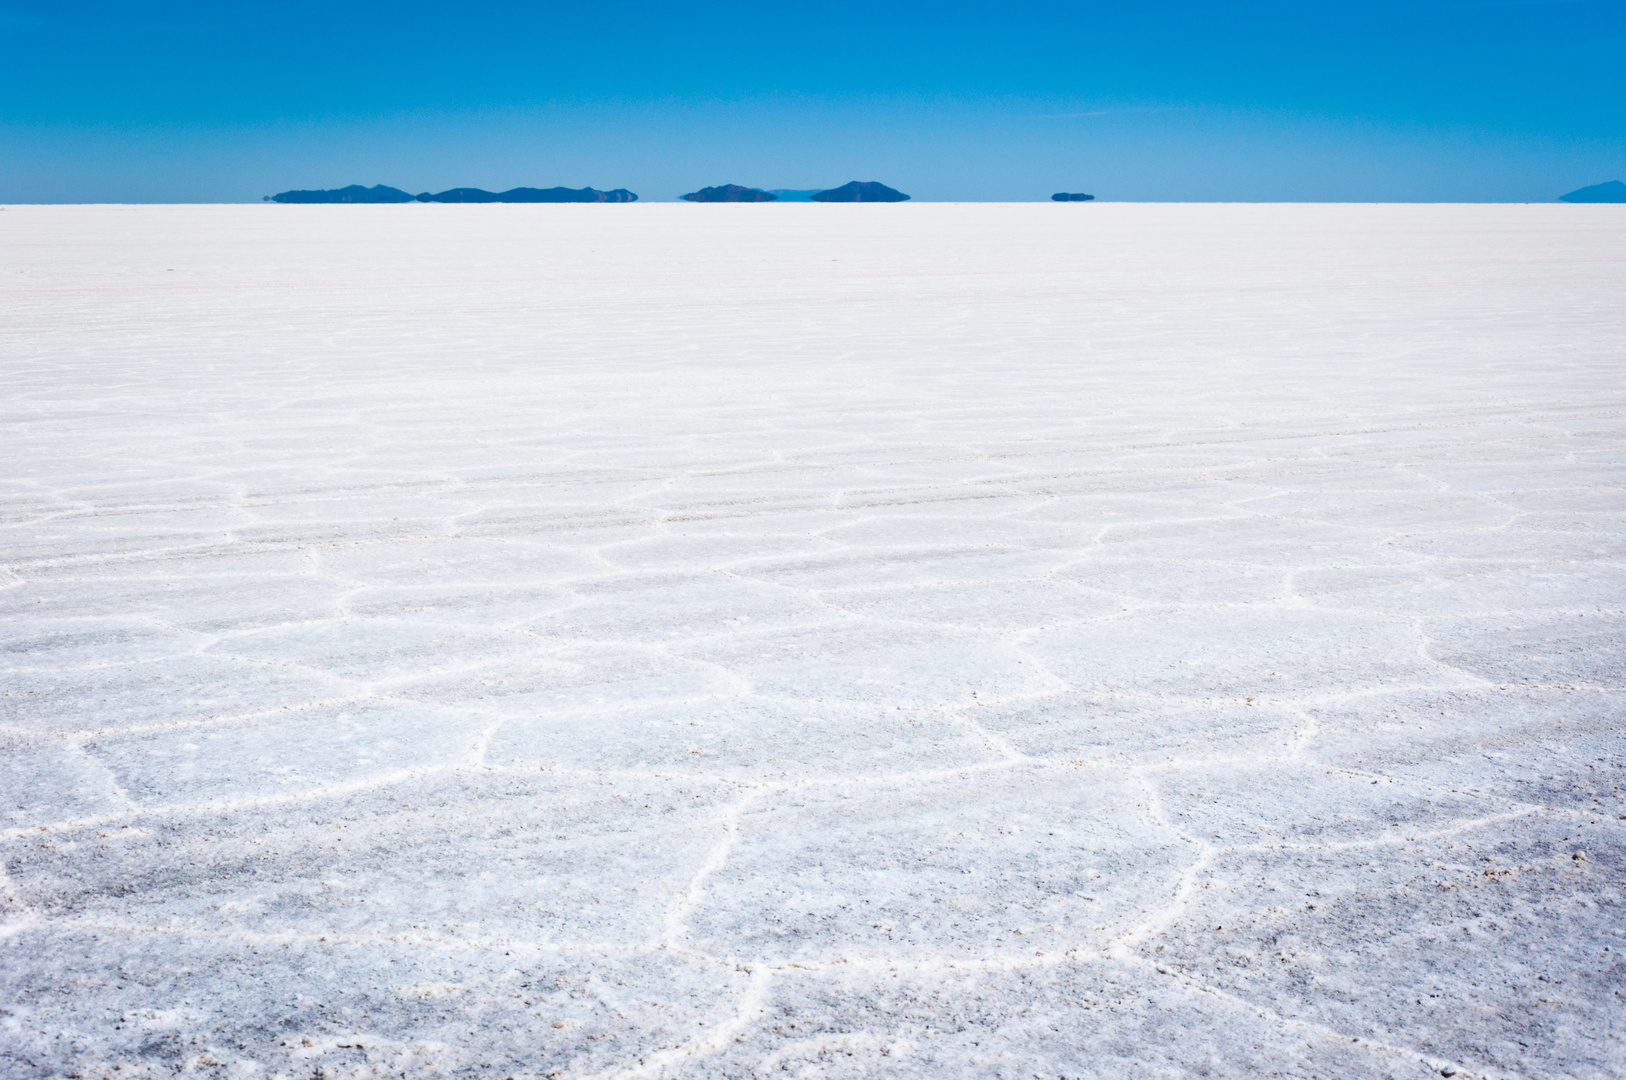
[2,202,1623,1080]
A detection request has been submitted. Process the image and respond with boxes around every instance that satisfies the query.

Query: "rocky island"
[268,184,637,203]
[681,185,778,202]
[1052,192,1095,201]
[810,181,910,202]
[267,184,416,203]
[416,187,637,203]
[1559,180,1626,203]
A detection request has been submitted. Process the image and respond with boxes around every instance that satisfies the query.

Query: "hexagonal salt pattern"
[3,203,1623,1079]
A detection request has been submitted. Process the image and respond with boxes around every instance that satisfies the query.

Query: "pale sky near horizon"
[1,0,1621,202]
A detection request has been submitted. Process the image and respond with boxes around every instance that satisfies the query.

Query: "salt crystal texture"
[2,203,1623,1079]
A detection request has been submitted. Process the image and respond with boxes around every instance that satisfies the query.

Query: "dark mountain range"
[681,184,778,202]
[1558,181,1626,203]
[768,190,821,201]
[810,181,910,202]
[1052,192,1095,201]
[416,187,638,203]
[267,184,416,203]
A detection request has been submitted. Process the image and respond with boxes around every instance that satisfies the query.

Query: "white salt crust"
[1,202,1623,1079]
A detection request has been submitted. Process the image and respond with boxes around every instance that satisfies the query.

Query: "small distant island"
[681,185,777,202]
[1558,181,1626,204]
[810,181,910,203]
[267,184,637,203]
[1052,192,1095,202]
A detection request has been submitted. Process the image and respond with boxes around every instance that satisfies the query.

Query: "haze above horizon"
[0,0,1621,203]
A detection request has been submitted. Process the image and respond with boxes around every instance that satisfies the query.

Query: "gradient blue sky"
[2,0,1622,201]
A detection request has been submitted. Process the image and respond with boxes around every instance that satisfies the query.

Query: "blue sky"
[1,1,1621,201]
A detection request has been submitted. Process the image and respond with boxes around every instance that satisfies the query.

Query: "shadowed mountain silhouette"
[681,185,778,202]
[416,187,637,203]
[1052,192,1095,201]
[810,181,910,202]
[1558,181,1626,203]
[268,184,416,203]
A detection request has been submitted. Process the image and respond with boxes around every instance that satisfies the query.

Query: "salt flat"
[1,202,1623,1079]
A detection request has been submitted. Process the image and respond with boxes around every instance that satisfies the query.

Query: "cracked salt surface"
[1,203,1623,1079]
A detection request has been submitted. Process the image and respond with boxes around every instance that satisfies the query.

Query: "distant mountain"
[267,184,638,204]
[768,190,822,202]
[1558,181,1626,204]
[810,181,910,203]
[267,184,416,204]
[1052,192,1095,202]
[681,184,777,202]
[416,187,638,203]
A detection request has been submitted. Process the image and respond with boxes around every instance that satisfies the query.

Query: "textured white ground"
[1,203,1623,1080]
